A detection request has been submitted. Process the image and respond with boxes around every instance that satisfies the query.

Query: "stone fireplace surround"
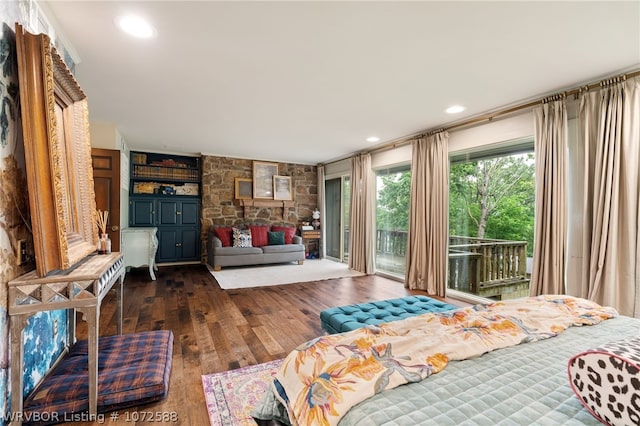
[200,155,318,263]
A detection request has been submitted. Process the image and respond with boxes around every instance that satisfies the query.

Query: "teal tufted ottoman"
[320,295,458,334]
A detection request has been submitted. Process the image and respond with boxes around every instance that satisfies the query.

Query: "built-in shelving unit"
[129,151,201,263]
[130,151,200,196]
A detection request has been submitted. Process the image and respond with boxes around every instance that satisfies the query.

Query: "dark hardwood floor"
[68,263,469,425]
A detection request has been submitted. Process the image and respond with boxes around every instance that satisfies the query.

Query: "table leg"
[10,315,29,426]
[116,273,123,335]
[78,306,98,416]
[149,263,156,281]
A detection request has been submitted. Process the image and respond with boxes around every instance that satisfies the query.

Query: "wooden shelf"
[235,199,295,219]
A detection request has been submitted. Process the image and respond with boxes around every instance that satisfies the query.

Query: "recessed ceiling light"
[366,136,380,143]
[116,15,156,38]
[445,105,465,114]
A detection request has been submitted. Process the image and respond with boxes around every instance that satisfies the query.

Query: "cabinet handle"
[176,211,182,215]
[176,243,182,247]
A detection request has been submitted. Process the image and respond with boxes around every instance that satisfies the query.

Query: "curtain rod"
[322,68,640,165]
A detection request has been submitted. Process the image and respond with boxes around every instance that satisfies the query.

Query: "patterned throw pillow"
[568,336,640,425]
[271,226,296,244]
[232,228,252,248]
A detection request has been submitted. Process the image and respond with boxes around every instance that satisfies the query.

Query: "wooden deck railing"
[376,230,529,299]
[448,236,528,298]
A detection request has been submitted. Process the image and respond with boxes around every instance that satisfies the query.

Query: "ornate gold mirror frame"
[16,24,98,276]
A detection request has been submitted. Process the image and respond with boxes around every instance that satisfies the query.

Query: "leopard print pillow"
[568,336,640,426]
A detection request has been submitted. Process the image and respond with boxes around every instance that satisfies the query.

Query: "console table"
[8,253,124,424]
[122,227,158,280]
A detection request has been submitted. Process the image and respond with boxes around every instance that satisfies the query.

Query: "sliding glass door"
[448,141,534,300]
[324,176,350,263]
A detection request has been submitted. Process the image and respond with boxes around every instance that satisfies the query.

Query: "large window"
[375,165,411,277]
[449,143,534,300]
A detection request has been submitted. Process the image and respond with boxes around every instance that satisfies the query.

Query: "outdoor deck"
[376,231,529,300]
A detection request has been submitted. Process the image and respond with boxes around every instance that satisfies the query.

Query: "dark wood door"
[91,148,121,251]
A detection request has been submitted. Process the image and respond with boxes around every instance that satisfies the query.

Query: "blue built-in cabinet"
[128,152,201,263]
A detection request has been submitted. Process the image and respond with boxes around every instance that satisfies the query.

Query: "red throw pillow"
[248,225,270,247]
[213,227,233,247]
[271,226,296,244]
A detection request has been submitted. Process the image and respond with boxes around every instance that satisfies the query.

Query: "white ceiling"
[42,1,640,165]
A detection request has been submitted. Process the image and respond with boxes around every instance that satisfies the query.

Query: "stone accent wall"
[201,155,317,261]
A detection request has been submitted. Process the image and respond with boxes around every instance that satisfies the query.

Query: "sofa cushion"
[215,246,263,256]
[213,227,233,247]
[271,226,296,244]
[233,228,253,248]
[248,225,270,247]
[23,331,173,419]
[268,231,285,245]
[261,243,305,254]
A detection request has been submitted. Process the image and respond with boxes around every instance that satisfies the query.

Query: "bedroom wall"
[0,3,77,421]
[200,155,318,261]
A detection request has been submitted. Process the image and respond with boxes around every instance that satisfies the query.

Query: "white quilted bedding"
[253,315,640,425]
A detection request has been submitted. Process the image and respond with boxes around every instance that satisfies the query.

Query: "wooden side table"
[300,229,322,259]
[122,227,158,280]
[8,253,124,425]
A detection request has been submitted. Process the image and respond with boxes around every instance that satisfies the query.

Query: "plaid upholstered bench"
[23,330,173,424]
[320,295,457,334]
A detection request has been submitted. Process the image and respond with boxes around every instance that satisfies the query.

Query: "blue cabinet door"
[156,227,200,262]
[129,198,155,226]
[157,200,179,225]
[157,228,179,262]
[180,228,199,259]
[180,200,199,226]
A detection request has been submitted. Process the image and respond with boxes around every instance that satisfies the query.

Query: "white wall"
[367,110,535,169]
[448,111,533,154]
[89,121,130,231]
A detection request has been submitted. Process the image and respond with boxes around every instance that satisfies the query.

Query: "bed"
[252,296,639,426]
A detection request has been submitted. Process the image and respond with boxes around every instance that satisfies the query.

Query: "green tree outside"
[375,154,535,257]
[376,170,411,231]
[449,153,535,256]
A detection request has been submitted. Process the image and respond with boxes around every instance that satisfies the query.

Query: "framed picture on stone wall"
[235,178,253,200]
[273,176,292,200]
[253,161,278,199]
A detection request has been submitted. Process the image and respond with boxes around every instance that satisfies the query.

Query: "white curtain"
[579,76,640,317]
[348,154,375,274]
[530,98,568,296]
[405,132,449,296]
[317,165,326,259]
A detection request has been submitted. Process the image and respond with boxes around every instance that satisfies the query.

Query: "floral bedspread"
[272,295,617,426]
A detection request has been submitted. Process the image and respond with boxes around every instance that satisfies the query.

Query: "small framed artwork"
[235,178,253,200]
[253,161,279,199]
[273,175,292,200]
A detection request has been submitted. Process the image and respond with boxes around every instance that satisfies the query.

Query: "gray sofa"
[207,230,305,271]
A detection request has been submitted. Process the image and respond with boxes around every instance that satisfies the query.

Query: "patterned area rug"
[202,359,283,426]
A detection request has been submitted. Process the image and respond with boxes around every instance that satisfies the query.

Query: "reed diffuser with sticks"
[96,209,111,254]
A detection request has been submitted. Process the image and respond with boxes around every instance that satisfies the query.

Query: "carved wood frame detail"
[16,24,98,276]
